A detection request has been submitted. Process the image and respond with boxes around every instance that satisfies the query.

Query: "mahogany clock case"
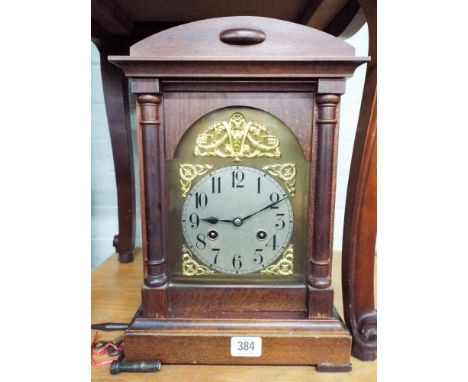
[109,16,368,370]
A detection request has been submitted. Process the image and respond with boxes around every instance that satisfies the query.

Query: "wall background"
[91,24,368,268]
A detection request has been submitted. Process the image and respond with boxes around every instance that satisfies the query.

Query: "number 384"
[237,340,255,351]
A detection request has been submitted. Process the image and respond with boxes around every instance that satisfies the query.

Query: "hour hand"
[200,216,233,224]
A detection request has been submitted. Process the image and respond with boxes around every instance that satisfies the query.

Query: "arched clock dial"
[181,165,294,274]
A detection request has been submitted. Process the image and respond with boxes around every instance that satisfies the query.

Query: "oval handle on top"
[219,29,266,45]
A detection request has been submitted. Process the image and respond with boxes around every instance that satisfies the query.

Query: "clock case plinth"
[109,16,368,371]
[124,307,351,370]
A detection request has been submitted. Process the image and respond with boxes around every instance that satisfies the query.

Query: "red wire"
[91,331,99,366]
[95,342,120,356]
[91,331,124,367]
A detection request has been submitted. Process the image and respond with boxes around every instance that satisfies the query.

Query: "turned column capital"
[137,94,162,105]
[137,94,162,125]
[316,94,340,105]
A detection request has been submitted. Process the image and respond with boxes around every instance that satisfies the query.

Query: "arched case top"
[109,16,369,78]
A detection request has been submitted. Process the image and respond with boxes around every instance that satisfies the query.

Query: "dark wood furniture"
[342,0,377,361]
[91,0,377,363]
[108,16,367,370]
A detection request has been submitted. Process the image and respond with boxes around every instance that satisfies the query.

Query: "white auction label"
[230,337,262,357]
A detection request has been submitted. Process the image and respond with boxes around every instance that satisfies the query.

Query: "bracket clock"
[109,16,368,371]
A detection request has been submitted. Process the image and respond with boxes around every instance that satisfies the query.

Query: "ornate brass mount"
[260,245,294,275]
[179,164,213,197]
[263,163,296,196]
[193,112,281,162]
[181,245,215,276]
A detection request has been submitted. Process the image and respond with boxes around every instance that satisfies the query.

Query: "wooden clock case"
[109,16,368,371]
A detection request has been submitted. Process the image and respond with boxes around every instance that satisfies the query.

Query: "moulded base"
[122,308,352,371]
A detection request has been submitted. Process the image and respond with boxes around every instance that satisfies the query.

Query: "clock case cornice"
[109,16,368,79]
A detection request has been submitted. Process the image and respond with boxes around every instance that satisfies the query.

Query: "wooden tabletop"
[92,249,376,381]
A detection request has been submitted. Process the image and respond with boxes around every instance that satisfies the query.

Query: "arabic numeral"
[232,254,242,270]
[275,213,285,230]
[189,213,200,229]
[266,234,277,250]
[195,192,208,209]
[237,341,255,351]
[269,192,280,209]
[211,176,221,193]
[232,171,245,188]
[212,248,220,264]
[257,177,261,193]
[196,233,206,249]
[253,249,263,264]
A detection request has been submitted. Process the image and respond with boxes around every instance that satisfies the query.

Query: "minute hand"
[240,196,289,222]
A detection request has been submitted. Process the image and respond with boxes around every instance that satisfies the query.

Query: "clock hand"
[200,216,234,224]
[240,196,289,223]
[200,196,288,226]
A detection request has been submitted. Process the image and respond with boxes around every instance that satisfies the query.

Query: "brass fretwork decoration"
[260,245,294,275]
[263,163,297,196]
[193,112,281,162]
[182,245,215,276]
[179,163,213,197]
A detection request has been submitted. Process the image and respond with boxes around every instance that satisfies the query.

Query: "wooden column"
[134,80,168,317]
[308,82,343,318]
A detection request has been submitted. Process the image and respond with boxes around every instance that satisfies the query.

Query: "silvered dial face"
[181,166,293,274]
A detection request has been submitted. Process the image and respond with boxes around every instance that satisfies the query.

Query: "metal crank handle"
[91,322,129,331]
[110,359,162,374]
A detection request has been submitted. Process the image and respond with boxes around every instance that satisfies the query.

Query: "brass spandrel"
[179,163,213,197]
[263,163,297,197]
[260,245,294,276]
[182,245,215,276]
